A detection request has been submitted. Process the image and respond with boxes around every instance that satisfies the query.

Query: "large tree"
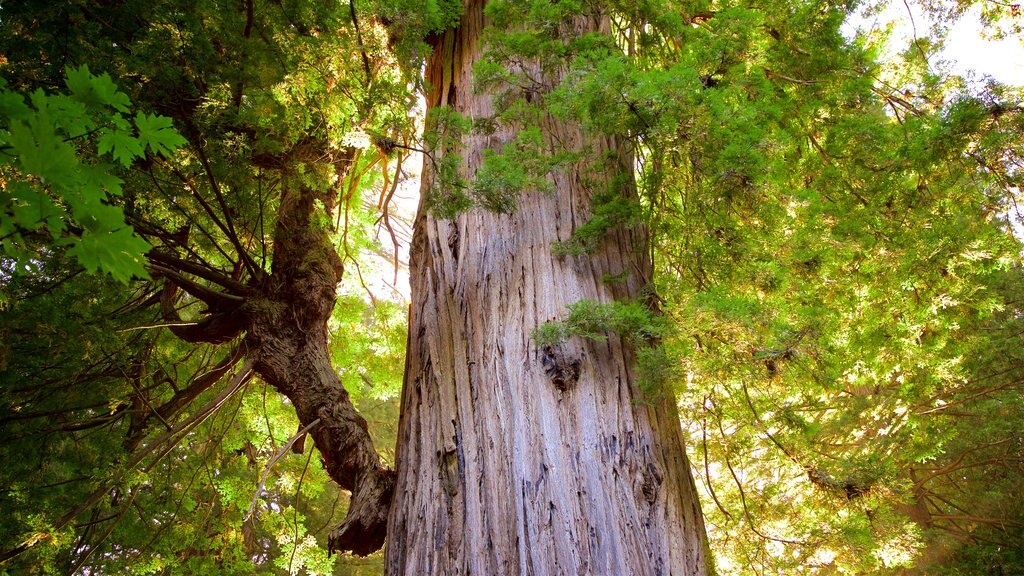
[386,2,707,573]
[1,0,1022,574]
[0,1,410,571]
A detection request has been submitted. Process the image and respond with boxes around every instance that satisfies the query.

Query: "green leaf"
[48,95,94,138]
[7,116,80,188]
[6,182,65,234]
[65,64,131,113]
[80,163,124,197]
[98,127,144,167]
[66,226,151,283]
[0,91,31,122]
[134,112,185,157]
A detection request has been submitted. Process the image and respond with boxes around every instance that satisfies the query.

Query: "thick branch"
[148,264,244,307]
[159,282,245,344]
[245,166,392,555]
[147,250,250,294]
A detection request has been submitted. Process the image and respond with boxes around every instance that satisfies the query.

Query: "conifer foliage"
[0,0,1021,574]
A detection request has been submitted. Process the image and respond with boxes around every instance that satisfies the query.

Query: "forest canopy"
[1,0,1022,574]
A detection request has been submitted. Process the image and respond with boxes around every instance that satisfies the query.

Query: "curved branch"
[147,250,250,294]
[245,417,322,521]
[149,264,244,307]
[159,282,246,344]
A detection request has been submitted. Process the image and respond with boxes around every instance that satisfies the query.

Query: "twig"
[117,322,202,332]
[244,418,322,521]
[289,444,316,575]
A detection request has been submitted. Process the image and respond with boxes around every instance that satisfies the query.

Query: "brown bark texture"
[386,3,708,575]
[158,153,395,555]
[244,178,395,555]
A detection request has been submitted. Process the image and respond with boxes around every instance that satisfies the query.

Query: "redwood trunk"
[386,4,708,574]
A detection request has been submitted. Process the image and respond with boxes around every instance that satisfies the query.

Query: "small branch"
[245,418,322,521]
[349,0,373,86]
[930,514,1024,528]
[289,445,316,575]
[117,321,202,332]
[147,263,245,306]
[715,407,804,546]
[124,346,244,451]
[232,0,255,108]
[177,127,262,278]
[765,69,818,85]
[700,398,733,521]
[375,151,405,285]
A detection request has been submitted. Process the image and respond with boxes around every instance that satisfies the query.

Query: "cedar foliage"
[0,0,1022,574]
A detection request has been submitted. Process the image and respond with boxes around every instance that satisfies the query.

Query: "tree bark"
[386,3,708,574]
[242,173,394,555]
[147,92,396,558]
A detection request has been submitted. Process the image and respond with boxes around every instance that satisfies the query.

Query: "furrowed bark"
[154,146,394,555]
[244,175,394,556]
[386,3,708,575]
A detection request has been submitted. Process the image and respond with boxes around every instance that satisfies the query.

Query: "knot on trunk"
[641,462,663,504]
[541,345,582,392]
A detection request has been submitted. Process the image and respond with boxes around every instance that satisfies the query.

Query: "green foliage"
[551,181,641,255]
[422,106,472,218]
[533,298,669,346]
[1,0,1023,575]
[422,105,577,217]
[610,0,1024,570]
[0,66,184,283]
[534,299,678,397]
[472,126,573,213]
[634,344,681,399]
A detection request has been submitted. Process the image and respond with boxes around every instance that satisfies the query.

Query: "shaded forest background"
[1,0,1023,574]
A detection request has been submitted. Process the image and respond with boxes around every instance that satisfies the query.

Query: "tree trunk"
[243,174,394,555]
[153,148,396,553]
[386,3,708,574]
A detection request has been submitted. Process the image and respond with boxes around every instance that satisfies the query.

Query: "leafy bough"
[0,65,185,283]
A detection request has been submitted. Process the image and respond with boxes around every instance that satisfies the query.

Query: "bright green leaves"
[97,109,185,170]
[67,226,153,283]
[533,298,671,347]
[65,64,131,113]
[0,65,184,282]
[134,112,187,157]
[6,94,82,187]
[424,0,464,31]
[473,126,575,213]
[97,124,144,168]
[422,106,472,218]
[533,298,679,398]
[552,179,641,255]
[422,106,578,217]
